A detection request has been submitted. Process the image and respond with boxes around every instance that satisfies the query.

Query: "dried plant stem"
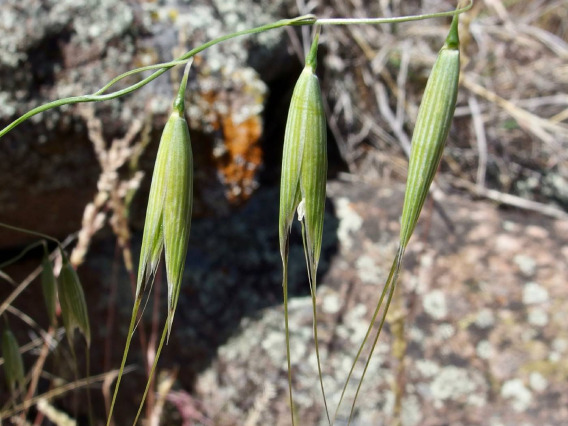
[1,368,134,420]
[452,178,568,220]
[462,76,568,148]
[468,96,488,190]
[316,1,473,25]
[21,327,56,421]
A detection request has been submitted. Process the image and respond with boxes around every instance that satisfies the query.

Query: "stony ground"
[188,178,568,426]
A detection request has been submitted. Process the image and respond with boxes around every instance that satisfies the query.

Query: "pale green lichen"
[422,290,448,320]
[400,394,422,426]
[513,254,537,276]
[355,254,383,285]
[321,290,341,314]
[476,340,493,359]
[522,282,549,305]
[552,338,568,353]
[528,371,547,392]
[434,323,455,339]
[430,366,479,403]
[475,308,495,328]
[527,308,549,327]
[501,378,532,412]
[415,359,440,378]
[335,197,363,249]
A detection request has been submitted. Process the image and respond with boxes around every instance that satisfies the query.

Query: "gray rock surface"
[0,0,299,247]
[190,179,568,426]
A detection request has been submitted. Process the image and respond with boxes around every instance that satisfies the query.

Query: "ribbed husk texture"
[399,20,460,249]
[137,109,193,333]
[279,64,327,272]
[58,256,91,346]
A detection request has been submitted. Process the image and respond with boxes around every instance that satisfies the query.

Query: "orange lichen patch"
[218,114,263,204]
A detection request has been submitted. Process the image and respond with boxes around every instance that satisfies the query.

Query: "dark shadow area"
[172,186,339,384]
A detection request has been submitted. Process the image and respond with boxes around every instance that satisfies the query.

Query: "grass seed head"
[399,15,460,248]
[2,328,25,394]
[279,31,327,272]
[137,62,193,334]
[58,254,91,346]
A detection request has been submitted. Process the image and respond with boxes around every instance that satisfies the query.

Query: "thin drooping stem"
[301,220,331,425]
[347,249,404,424]
[316,0,472,25]
[0,240,45,270]
[0,15,316,139]
[0,3,472,139]
[132,314,168,426]
[106,297,141,426]
[332,247,404,424]
[85,349,94,426]
[281,252,296,426]
[0,222,61,248]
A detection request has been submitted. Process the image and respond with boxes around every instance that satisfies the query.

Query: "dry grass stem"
[0,367,135,420]
[71,106,145,268]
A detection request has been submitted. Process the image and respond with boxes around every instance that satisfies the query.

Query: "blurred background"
[0,0,567,425]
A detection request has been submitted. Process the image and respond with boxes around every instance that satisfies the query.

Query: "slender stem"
[0,222,61,247]
[0,240,45,270]
[173,59,193,115]
[282,260,296,426]
[94,59,191,95]
[300,221,330,425]
[348,249,404,424]
[332,247,403,424]
[0,263,43,318]
[132,316,168,426]
[86,349,94,426]
[106,298,142,426]
[0,15,316,139]
[0,2,473,139]
[316,0,473,25]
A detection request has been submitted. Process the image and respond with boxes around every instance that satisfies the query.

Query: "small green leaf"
[41,254,57,326]
[58,255,91,346]
[2,328,25,394]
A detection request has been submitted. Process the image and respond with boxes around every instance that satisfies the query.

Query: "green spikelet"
[108,61,194,426]
[2,328,25,395]
[337,15,462,424]
[399,14,460,249]
[58,254,91,346]
[137,64,194,335]
[279,28,329,425]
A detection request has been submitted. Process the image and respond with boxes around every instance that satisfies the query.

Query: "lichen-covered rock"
[0,0,298,246]
[191,179,568,425]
